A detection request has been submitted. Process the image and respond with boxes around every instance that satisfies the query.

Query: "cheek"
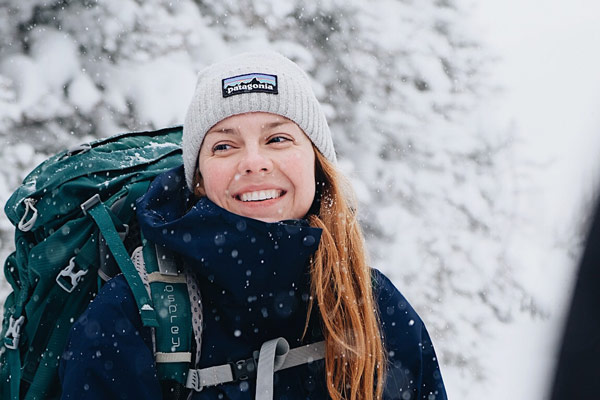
[199,163,229,199]
[296,166,316,217]
[302,170,316,201]
[284,152,316,204]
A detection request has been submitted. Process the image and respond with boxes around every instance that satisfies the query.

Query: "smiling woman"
[58,52,448,400]
[196,113,316,222]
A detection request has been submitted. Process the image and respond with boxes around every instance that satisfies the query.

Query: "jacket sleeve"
[59,274,162,400]
[373,269,448,400]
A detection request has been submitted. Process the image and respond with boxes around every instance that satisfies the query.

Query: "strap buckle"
[17,198,38,232]
[81,194,101,215]
[4,315,25,350]
[62,143,92,159]
[229,355,258,381]
[184,339,325,393]
[56,257,89,293]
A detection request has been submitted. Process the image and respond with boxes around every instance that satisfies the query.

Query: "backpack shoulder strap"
[185,338,326,398]
[83,193,159,327]
[138,241,200,400]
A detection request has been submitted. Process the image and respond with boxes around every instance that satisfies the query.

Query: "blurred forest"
[0,0,554,397]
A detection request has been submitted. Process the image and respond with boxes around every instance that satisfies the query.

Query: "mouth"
[235,189,285,202]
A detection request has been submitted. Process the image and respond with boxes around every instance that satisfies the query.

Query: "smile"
[237,189,284,202]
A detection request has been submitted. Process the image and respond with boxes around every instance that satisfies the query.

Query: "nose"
[237,146,273,175]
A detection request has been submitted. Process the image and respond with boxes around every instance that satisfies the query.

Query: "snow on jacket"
[59,166,447,399]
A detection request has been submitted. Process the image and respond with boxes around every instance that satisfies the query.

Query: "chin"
[245,214,284,223]
[231,203,290,223]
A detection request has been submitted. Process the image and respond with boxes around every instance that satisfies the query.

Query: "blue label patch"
[222,73,278,98]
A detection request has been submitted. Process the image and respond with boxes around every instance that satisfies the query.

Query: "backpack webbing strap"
[82,195,159,328]
[156,352,192,363]
[147,272,186,284]
[256,338,289,400]
[185,339,325,394]
[114,181,150,222]
[266,339,326,371]
[7,345,21,400]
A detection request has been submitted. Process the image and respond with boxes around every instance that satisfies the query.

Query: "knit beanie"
[182,51,336,191]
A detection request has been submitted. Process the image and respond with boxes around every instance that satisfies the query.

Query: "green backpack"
[0,125,327,400]
[0,126,194,400]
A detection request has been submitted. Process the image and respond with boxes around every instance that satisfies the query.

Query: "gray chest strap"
[185,338,325,399]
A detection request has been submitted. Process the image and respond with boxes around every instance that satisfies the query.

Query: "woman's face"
[198,112,316,222]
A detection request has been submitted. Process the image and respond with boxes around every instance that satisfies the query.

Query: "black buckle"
[229,356,258,381]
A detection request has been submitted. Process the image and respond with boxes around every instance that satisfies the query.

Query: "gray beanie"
[182,51,336,191]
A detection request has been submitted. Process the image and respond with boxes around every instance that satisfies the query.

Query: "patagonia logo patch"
[222,73,278,98]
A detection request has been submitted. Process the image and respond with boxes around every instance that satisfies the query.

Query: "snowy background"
[1,1,599,399]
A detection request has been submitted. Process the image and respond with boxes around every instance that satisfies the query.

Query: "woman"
[59,52,447,400]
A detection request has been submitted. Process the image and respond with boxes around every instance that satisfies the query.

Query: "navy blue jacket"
[59,166,447,399]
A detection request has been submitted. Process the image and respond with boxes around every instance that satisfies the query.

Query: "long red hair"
[192,149,386,399]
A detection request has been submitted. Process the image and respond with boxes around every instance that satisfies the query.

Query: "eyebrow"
[264,121,293,129]
[206,120,294,135]
[206,127,237,135]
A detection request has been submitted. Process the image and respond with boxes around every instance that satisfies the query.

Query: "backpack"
[0,126,186,399]
[0,125,326,400]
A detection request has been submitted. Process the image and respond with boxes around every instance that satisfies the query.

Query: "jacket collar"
[136,166,323,342]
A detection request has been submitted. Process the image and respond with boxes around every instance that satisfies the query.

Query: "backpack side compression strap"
[6,339,22,400]
[82,195,159,328]
[185,338,325,396]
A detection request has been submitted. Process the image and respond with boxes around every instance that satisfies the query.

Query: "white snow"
[105,56,197,127]
[0,54,47,109]
[468,0,600,398]
[28,27,80,94]
[68,73,102,113]
[0,1,599,399]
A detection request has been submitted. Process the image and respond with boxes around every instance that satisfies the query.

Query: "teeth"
[240,190,281,202]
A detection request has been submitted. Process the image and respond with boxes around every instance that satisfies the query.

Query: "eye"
[212,143,233,152]
[267,135,292,144]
